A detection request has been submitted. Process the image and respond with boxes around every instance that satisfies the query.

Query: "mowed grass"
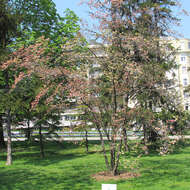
[0,141,190,190]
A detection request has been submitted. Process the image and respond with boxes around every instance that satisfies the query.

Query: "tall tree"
[70,0,181,175]
[0,0,21,152]
[0,0,80,164]
[0,34,84,164]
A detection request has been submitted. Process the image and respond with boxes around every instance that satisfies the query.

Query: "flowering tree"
[0,34,85,164]
[0,0,80,164]
[0,38,54,165]
[64,0,182,175]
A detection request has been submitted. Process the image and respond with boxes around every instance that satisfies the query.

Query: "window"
[180,42,185,50]
[183,78,188,86]
[182,66,187,73]
[64,115,77,121]
[188,42,190,49]
[181,56,186,62]
[183,91,189,99]
[185,104,189,110]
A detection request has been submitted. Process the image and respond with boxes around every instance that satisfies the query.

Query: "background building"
[170,38,190,110]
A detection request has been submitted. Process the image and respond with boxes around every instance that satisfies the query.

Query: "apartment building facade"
[170,38,190,111]
[60,39,190,126]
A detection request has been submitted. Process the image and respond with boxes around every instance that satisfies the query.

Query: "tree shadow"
[0,167,94,190]
[15,152,87,166]
[0,141,89,166]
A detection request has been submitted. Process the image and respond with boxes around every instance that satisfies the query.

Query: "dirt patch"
[92,171,140,181]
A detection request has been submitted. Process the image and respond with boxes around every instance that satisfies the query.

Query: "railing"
[4,130,142,139]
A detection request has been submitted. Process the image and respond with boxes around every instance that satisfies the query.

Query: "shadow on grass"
[0,167,94,190]
[12,141,82,151]
[0,141,89,167]
[0,141,98,189]
[15,152,87,167]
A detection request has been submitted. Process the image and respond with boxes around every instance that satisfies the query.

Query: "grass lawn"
[0,140,190,190]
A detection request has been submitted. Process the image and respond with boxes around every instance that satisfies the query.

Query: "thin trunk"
[123,95,130,152]
[122,128,129,152]
[110,143,115,171]
[85,130,89,153]
[111,74,117,173]
[6,110,12,165]
[26,120,31,141]
[110,133,116,171]
[97,126,110,170]
[112,79,117,114]
[112,139,122,176]
[143,124,149,155]
[0,116,6,150]
[162,125,169,154]
[39,124,45,158]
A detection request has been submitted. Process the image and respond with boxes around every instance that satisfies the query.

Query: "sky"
[53,0,190,39]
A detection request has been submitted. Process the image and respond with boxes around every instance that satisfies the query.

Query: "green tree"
[0,0,22,158]
[0,0,80,165]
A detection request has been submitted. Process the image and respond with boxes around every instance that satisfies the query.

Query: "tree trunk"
[39,124,45,158]
[6,110,12,165]
[85,130,89,153]
[122,128,129,152]
[143,124,149,155]
[112,139,122,176]
[97,126,110,170]
[110,141,116,172]
[161,125,169,154]
[0,116,6,150]
[26,120,31,141]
